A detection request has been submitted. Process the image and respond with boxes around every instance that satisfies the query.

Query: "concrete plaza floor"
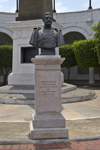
[0,86,100,144]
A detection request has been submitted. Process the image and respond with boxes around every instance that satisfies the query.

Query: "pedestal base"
[30,122,68,140]
[30,56,68,140]
[32,113,66,128]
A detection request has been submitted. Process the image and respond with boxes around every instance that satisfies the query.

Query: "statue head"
[42,12,53,26]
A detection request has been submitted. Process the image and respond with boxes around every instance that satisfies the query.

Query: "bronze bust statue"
[29,12,65,55]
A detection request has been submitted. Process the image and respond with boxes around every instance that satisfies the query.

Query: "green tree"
[92,21,100,65]
[73,39,100,74]
[59,44,77,82]
[0,45,12,85]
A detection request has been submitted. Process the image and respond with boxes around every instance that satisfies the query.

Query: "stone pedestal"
[30,56,68,140]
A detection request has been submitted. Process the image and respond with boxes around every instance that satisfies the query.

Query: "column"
[89,67,94,84]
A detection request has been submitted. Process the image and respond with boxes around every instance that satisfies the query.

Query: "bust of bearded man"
[29,12,65,55]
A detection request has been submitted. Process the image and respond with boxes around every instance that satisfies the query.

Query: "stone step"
[62,88,96,103]
[61,83,77,93]
[0,85,35,94]
[0,88,96,105]
[0,83,76,94]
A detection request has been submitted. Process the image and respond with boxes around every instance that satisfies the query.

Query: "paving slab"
[0,90,99,122]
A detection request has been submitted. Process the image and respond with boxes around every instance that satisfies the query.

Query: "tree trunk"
[1,68,10,85]
[98,68,100,77]
[67,67,71,83]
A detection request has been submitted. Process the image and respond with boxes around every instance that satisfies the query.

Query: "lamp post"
[53,0,56,12]
[16,0,19,13]
[88,0,92,9]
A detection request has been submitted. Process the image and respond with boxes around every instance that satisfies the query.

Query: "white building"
[0,8,100,84]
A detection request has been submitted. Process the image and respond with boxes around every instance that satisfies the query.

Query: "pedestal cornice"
[31,57,65,65]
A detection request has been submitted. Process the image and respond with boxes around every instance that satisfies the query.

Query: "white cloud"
[0,4,5,11]
[0,5,15,13]
[83,0,100,10]
[82,1,88,9]
[56,2,71,13]
[0,0,8,11]
[9,6,16,13]
[92,0,100,8]
[0,6,16,13]
[0,0,8,2]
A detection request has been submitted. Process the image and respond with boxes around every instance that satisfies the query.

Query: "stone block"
[30,122,68,140]
[32,113,66,128]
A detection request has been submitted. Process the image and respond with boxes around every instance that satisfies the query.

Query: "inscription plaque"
[36,71,62,114]
[40,81,57,96]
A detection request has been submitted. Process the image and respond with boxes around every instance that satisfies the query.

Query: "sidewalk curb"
[0,136,100,145]
[62,92,96,103]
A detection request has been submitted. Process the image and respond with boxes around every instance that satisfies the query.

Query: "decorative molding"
[17,30,23,37]
[26,29,32,37]
[86,20,93,26]
[31,58,65,65]
[8,20,63,30]
[62,26,88,39]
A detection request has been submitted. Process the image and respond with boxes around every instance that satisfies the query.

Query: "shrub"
[92,21,100,64]
[59,44,77,82]
[73,39,99,68]
[0,45,12,85]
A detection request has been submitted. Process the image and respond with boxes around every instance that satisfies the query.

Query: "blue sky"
[0,0,100,13]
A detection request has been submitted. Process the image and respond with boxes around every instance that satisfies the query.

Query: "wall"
[0,12,16,84]
[54,8,100,81]
[54,9,100,39]
[0,12,16,38]
[0,9,100,83]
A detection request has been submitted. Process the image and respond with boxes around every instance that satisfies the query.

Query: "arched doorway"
[63,31,89,80]
[64,31,86,44]
[0,32,13,45]
[0,32,13,84]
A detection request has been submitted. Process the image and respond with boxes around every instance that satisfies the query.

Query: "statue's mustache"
[46,21,52,23]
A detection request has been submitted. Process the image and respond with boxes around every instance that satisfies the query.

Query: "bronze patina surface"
[29,12,65,55]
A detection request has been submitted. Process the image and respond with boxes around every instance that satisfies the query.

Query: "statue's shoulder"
[33,27,42,31]
[53,28,61,32]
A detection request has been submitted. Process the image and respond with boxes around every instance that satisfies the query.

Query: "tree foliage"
[73,39,99,68]
[59,44,77,82]
[92,21,100,64]
[0,45,12,85]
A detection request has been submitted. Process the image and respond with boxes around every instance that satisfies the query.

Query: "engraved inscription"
[36,71,61,113]
[40,81,58,96]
